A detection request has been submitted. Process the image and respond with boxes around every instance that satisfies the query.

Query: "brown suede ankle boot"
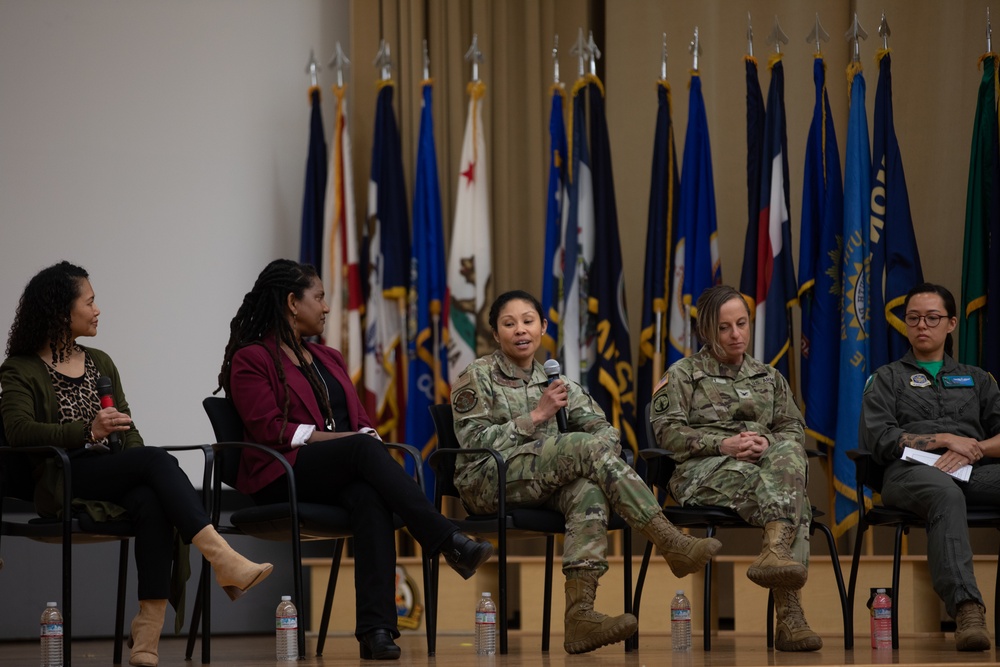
[773,588,822,652]
[192,525,273,601]
[955,600,991,651]
[746,521,807,589]
[639,513,721,577]
[563,570,638,654]
[128,599,167,667]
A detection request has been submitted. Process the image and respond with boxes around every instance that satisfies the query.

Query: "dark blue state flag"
[679,73,721,336]
[363,82,411,442]
[541,86,568,360]
[405,81,447,499]
[833,65,871,536]
[798,55,843,450]
[638,79,680,449]
[587,78,638,456]
[740,56,765,322]
[870,51,923,372]
[300,86,327,270]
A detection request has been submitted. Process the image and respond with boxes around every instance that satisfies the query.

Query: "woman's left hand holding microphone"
[91,406,131,441]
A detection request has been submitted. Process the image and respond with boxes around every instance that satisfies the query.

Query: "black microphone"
[543,359,569,433]
[96,376,121,454]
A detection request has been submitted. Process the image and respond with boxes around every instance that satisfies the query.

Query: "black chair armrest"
[428,447,508,515]
[383,442,427,495]
[0,446,74,541]
[159,444,215,510]
[638,447,672,462]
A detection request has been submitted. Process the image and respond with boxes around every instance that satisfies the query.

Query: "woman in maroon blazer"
[218,259,491,661]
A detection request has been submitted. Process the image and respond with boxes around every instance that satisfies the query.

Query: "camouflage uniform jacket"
[860,350,1000,467]
[451,350,619,493]
[650,347,804,500]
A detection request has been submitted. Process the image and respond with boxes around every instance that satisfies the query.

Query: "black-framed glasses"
[904,313,944,328]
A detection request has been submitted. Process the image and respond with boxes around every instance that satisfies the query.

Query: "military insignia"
[453,389,478,413]
[942,375,974,388]
[653,393,670,414]
[394,565,423,630]
[863,374,876,395]
[653,373,669,393]
[736,388,752,399]
[909,373,932,388]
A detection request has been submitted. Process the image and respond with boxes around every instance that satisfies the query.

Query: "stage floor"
[0,632,997,666]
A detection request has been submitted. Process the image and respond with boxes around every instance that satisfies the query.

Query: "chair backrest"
[0,409,38,502]
[642,403,678,492]
[202,396,245,489]
[427,403,462,500]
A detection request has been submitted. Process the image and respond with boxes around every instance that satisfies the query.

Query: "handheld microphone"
[543,359,569,433]
[96,376,121,454]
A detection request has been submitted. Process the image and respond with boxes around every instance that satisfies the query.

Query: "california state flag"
[322,85,364,387]
[447,81,492,379]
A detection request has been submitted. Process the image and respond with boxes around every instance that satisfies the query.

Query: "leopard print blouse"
[45,352,107,446]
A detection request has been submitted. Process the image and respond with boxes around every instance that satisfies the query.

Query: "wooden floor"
[1,632,998,666]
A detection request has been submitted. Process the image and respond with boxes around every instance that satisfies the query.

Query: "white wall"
[0,0,349,481]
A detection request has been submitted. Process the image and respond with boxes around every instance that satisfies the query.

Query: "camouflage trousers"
[670,439,812,566]
[458,432,661,574]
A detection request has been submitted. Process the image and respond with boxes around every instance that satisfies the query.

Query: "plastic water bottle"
[275,595,298,661]
[475,592,497,655]
[671,589,692,651]
[40,602,63,667]
[871,588,892,649]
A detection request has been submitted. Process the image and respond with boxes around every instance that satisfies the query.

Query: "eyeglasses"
[904,313,944,328]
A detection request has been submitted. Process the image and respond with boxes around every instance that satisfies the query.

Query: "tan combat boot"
[773,588,823,651]
[955,600,991,651]
[563,570,638,654]
[192,525,273,601]
[639,513,722,577]
[128,599,167,666]
[746,521,807,589]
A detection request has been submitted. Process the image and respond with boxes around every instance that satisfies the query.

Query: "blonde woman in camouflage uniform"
[650,285,820,651]
[451,290,721,654]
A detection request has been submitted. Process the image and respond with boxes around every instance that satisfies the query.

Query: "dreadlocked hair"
[7,261,90,364]
[217,259,333,439]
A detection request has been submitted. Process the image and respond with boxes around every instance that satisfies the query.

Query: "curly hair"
[217,259,332,438]
[7,261,90,363]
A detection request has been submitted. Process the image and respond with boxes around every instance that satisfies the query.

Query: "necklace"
[310,360,335,431]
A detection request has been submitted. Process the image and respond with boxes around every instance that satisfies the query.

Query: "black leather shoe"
[441,531,493,580]
[359,629,401,660]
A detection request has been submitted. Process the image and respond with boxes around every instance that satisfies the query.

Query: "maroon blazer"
[229,337,374,494]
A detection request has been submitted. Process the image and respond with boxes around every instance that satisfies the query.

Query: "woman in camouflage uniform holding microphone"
[650,285,820,651]
[451,290,720,654]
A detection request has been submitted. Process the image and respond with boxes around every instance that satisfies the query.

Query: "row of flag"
[298,46,1000,529]
[300,74,492,496]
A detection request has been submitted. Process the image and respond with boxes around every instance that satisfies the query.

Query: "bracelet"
[83,421,98,445]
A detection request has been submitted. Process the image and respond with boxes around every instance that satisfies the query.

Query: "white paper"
[901,446,972,482]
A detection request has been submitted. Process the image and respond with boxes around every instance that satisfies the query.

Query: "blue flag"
[740,56,766,322]
[870,51,923,371]
[405,81,447,499]
[833,66,871,534]
[587,78,638,456]
[798,55,843,449]
[300,86,327,271]
[363,82,411,441]
[638,80,680,448]
[541,86,568,360]
[679,73,721,340]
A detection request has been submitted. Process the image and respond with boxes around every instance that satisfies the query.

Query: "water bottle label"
[276,616,298,630]
[671,609,691,622]
[40,623,63,637]
[873,608,892,620]
[475,611,496,624]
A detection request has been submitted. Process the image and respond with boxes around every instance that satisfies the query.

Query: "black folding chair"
[847,448,1000,649]
[427,403,633,655]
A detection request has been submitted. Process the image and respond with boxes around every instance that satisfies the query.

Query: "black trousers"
[70,447,210,600]
[252,434,456,638]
